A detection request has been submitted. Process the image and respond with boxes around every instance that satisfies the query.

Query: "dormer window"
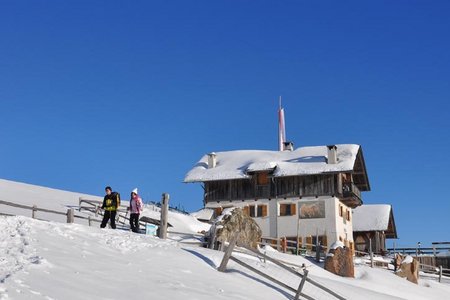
[256,172,269,186]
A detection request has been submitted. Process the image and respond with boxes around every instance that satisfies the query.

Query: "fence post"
[66,208,74,223]
[294,269,308,300]
[218,232,239,272]
[159,193,169,239]
[32,205,37,219]
[88,216,92,226]
[369,238,374,268]
[316,240,321,262]
[439,265,443,283]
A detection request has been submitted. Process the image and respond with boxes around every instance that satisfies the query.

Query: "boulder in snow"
[209,208,262,249]
[395,254,419,284]
[324,242,354,278]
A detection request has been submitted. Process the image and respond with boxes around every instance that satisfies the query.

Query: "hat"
[131,188,138,195]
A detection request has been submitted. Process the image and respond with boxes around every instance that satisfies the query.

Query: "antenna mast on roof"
[278,96,286,151]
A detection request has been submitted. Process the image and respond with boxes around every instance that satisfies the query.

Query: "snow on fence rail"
[219,233,346,300]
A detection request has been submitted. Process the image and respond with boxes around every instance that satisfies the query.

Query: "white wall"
[297,196,334,242]
[205,196,354,248]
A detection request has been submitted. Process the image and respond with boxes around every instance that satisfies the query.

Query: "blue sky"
[1,1,449,247]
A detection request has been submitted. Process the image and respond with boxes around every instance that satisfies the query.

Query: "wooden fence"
[0,199,98,225]
[1,198,207,246]
[218,233,346,300]
[260,236,328,262]
[354,249,450,283]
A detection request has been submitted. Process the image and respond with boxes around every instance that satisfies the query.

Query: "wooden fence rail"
[0,199,96,225]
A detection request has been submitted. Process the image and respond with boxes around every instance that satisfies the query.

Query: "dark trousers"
[130,213,140,233]
[100,210,117,229]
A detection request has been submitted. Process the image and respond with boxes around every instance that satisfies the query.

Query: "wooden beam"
[242,246,346,300]
[294,269,309,300]
[218,232,239,272]
[229,256,314,300]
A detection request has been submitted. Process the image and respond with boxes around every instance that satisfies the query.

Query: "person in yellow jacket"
[100,186,120,229]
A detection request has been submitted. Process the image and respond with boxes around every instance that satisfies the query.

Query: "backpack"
[113,192,121,208]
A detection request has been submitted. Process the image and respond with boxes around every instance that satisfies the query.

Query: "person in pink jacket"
[128,188,143,233]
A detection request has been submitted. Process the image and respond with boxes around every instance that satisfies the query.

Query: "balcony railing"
[342,182,362,201]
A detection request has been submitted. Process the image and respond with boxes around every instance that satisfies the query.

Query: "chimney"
[283,141,294,151]
[207,152,217,169]
[327,145,338,164]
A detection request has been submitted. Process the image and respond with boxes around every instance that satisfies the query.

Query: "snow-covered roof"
[184,144,361,183]
[190,208,215,221]
[353,205,396,237]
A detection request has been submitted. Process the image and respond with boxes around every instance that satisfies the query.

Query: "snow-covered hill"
[1,216,450,300]
[0,179,209,234]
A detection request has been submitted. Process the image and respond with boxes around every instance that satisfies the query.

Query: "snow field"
[2,215,450,300]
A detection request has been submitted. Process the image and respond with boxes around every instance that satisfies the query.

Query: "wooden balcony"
[340,182,362,208]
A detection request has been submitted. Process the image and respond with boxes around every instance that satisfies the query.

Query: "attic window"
[256,172,269,186]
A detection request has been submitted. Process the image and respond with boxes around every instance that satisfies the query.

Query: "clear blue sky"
[1,1,449,247]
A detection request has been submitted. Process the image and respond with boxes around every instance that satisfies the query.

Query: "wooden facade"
[204,173,363,208]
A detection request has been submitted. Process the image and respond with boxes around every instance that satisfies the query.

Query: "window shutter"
[322,235,328,248]
[243,206,250,216]
[280,204,286,216]
[291,204,296,216]
[214,207,223,217]
[257,172,269,185]
[262,205,268,217]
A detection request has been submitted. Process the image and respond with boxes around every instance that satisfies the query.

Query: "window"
[256,172,269,186]
[339,205,343,217]
[248,205,256,217]
[346,210,351,221]
[214,207,223,217]
[280,203,296,216]
[256,205,268,217]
